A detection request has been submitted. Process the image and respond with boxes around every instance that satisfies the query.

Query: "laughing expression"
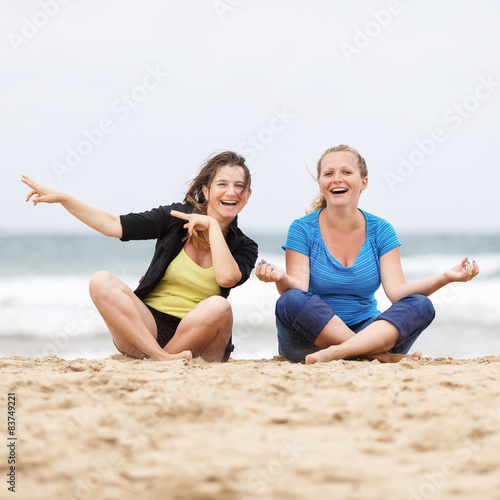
[319,152,367,206]
[202,165,251,223]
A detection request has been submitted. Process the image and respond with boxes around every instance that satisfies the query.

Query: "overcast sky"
[1,0,499,238]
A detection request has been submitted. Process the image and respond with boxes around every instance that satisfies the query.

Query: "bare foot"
[151,350,193,362]
[364,351,423,363]
[305,348,423,365]
[305,346,339,365]
[109,350,192,362]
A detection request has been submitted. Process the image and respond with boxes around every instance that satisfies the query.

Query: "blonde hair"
[307,144,368,213]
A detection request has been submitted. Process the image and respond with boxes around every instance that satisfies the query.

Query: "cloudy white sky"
[1,0,499,237]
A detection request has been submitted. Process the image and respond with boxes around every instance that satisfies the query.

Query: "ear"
[360,176,368,192]
[201,185,209,201]
[246,189,252,203]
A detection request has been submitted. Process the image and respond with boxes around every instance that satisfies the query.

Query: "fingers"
[255,259,280,282]
[173,212,213,238]
[170,210,190,221]
[171,211,197,236]
[462,258,479,281]
[183,223,198,238]
[22,175,43,204]
[25,190,37,203]
[21,174,35,188]
[22,176,36,201]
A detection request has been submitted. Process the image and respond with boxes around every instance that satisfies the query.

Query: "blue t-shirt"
[282,208,401,326]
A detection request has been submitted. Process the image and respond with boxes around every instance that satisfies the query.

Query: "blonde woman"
[256,145,478,364]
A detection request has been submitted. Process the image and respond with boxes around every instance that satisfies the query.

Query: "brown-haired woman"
[256,145,479,364]
[22,151,258,362]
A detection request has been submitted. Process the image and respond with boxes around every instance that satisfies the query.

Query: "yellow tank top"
[144,248,221,319]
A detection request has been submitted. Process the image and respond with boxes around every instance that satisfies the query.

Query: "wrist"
[442,271,453,285]
[58,192,71,205]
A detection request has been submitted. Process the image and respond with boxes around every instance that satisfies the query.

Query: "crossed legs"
[305,315,421,364]
[276,289,428,365]
[89,271,232,362]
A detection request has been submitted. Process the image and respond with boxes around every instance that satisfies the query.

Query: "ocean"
[0,232,499,360]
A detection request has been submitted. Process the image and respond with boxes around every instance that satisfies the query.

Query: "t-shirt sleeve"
[282,219,311,257]
[120,205,174,241]
[377,218,401,257]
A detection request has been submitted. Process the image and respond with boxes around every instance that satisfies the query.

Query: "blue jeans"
[276,289,436,363]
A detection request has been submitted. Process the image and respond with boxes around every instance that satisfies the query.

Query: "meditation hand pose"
[256,145,479,364]
[23,151,257,362]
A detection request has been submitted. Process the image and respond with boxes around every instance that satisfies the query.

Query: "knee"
[205,296,233,319]
[405,294,436,325]
[88,270,114,301]
[276,289,310,320]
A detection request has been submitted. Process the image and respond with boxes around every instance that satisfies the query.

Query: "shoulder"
[289,209,321,232]
[150,202,194,224]
[160,202,193,216]
[122,201,192,218]
[170,202,193,213]
[362,209,400,255]
[362,209,396,236]
[283,210,321,253]
[228,219,258,252]
[120,202,194,241]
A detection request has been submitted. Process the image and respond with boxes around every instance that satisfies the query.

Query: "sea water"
[0,232,499,360]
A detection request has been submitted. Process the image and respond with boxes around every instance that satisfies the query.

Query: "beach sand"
[1,355,500,500]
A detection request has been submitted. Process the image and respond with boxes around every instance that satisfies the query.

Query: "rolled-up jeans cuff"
[292,293,336,343]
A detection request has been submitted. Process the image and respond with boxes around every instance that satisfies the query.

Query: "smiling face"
[202,165,251,223]
[318,151,368,208]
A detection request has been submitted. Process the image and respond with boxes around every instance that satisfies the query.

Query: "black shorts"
[114,305,234,362]
[147,305,181,348]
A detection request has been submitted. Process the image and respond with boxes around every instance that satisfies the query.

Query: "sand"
[1,355,500,500]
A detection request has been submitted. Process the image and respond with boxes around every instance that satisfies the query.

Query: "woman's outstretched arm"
[380,246,479,303]
[22,175,123,238]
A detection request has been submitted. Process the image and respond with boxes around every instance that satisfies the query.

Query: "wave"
[1,248,498,359]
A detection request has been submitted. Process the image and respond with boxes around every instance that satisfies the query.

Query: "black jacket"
[120,202,258,300]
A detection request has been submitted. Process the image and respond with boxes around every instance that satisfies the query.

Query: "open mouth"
[331,188,348,194]
[221,201,238,206]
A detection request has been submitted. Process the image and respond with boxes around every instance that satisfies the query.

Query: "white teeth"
[332,188,347,193]
[221,201,237,206]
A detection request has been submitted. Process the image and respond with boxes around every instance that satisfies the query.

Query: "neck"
[321,205,362,232]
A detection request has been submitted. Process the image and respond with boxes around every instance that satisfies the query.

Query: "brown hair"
[307,144,368,213]
[183,151,251,249]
